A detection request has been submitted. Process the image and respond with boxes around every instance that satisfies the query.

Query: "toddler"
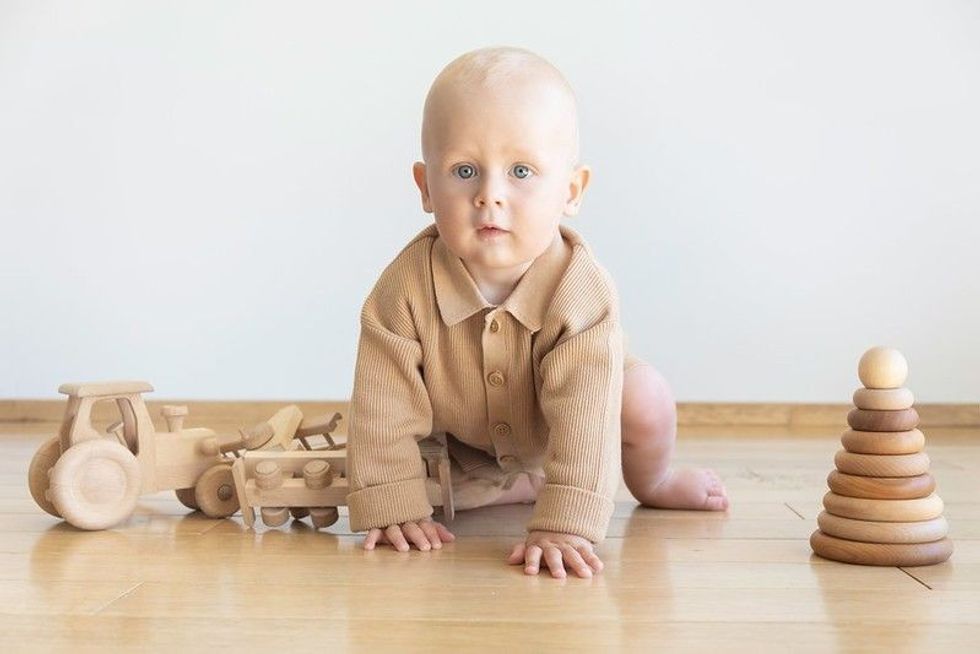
[346,46,728,579]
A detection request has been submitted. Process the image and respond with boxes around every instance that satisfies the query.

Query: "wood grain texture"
[840,428,925,455]
[826,470,936,499]
[853,388,914,411]
[847,408,920,432]
[2,423,978,650]
[810,531,953,566]
[817,511,949,544]
[822,492,945,522]
[834,450,931,477]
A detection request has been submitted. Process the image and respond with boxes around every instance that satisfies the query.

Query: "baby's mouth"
[476,225,510,243]
[477,225,509,240]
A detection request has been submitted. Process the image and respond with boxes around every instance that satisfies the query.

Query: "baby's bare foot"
[638,467,729,511]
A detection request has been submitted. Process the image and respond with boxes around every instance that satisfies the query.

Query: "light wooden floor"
[2,422,978,652]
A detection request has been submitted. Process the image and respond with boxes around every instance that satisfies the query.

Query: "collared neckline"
[431,223,579,332]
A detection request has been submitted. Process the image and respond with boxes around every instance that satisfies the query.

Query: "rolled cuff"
[347,477,433,532]
[527,483,615,544]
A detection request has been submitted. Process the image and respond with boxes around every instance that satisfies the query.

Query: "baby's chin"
[459,248,533,272]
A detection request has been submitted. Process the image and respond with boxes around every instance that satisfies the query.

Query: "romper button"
[489,319,500,333]
[487,371,505,387]
[493,422,512,437]
[499,455,517,465]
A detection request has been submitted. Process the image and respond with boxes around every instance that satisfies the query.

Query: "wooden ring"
[853,387,914,411]
[817,511,948,544]
[841,429,925,455]
[810,531,952,566]
[823,492,944,522]
[847,408,919,432]
[834,450,929,477]
[827,471,935,499]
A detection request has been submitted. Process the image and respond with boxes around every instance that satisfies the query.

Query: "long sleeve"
[527,319,624,543]
[345,315,435,532]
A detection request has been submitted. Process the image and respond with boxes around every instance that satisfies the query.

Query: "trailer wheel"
[174,487,199,511]
[194,464,238,518]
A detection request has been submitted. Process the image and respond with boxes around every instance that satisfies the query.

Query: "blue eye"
[455,164,476,179]
[513,164,532,179]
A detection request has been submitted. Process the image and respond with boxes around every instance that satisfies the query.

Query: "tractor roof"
[58,381,154,397]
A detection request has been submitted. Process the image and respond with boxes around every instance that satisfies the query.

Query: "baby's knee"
[622,364,677,432]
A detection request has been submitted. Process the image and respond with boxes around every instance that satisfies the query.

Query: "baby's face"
[413,78,589,283]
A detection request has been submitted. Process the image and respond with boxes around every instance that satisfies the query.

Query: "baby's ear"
[563,164,592,217]
[412,162,434,214]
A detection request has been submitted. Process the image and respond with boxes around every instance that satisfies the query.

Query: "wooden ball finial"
[858,346,908,389]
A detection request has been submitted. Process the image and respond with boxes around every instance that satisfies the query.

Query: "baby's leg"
[621,363,729,511]
[480,472,545,507]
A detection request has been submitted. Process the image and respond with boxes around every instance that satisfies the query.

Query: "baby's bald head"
[420,47,580,167]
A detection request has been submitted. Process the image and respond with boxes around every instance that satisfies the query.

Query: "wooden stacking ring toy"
[810,530,952,566]
[847,408,919,432]
[823,492,944,522]
[853,387,914,411]
[834,450,929,477]
[841,428,925,455]
[827,470,935,499]
[816,511,949,544]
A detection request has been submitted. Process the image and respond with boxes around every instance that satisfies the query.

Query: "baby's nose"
[473,177,505,207]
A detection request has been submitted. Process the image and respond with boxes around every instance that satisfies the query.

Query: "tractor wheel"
[174,487,199,511]
[194,464,239,518]
[48,439,141,530]
[28,437,63,518]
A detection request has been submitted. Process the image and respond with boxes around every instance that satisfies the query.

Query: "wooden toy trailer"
[232,435,455,529]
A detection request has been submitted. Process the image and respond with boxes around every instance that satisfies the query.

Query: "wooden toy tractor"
[26,381,333,530]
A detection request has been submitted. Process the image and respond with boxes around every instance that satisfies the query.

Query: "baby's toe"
[702,471,729,508]
[703,471,724,489]
[704,494,729,511]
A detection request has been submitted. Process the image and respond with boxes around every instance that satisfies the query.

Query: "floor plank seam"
[196,519,227,536]
[898,567,933,590]
[91,581,144,615]
[784,503,806,520]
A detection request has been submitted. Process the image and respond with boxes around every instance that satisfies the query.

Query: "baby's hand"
[507,530,603,579]
[362,518,456,552]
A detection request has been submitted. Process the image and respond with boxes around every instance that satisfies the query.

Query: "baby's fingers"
[507,542,526,565]
[560,545,593,579]
[418,521,443,549]
[577,546,604,574]
[385,525,411,552]
[433,522,456,542]
[523,544,543,575]
[363,528,383,550]
[543,547,567,579]
[402,522,431,551]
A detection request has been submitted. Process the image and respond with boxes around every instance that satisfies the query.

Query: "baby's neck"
[477,282,512,306]
[464,261,534,306]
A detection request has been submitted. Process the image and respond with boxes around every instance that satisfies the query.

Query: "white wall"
[2,1,978,402]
